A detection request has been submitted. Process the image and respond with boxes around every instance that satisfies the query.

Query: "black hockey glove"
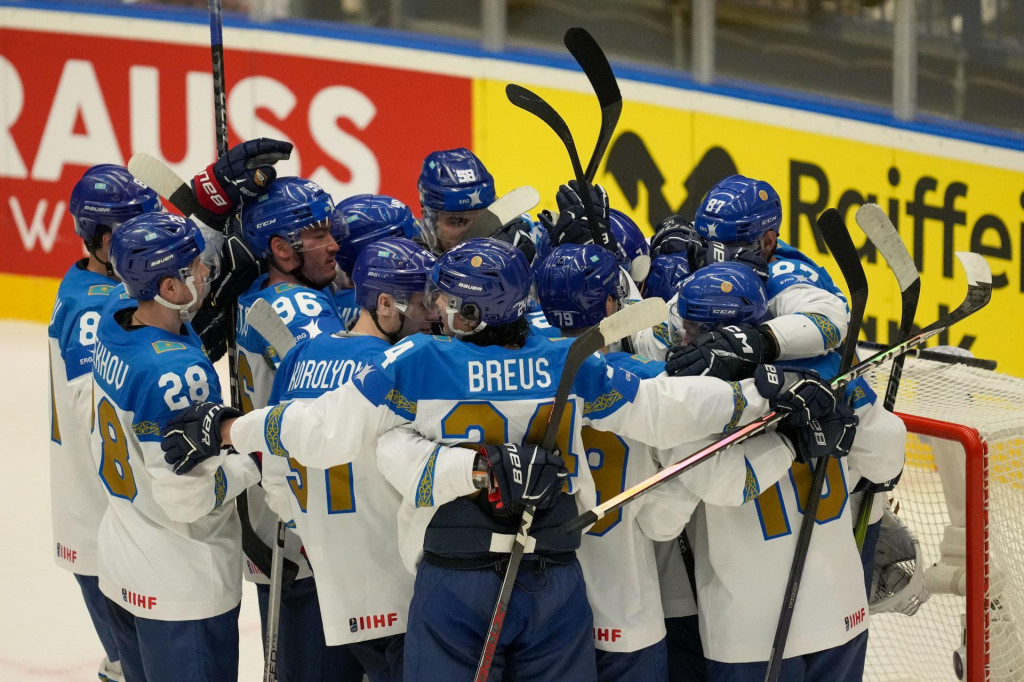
[779,401,858,463]
[650,214,706,270]
[161,402,243,475]
[754,364,839,428]
[665,323,768,380]
[556,180,609,224]
[489,216,537,264]
[192,233,261,362]
[539,206,591,248]
[479,443,568,515]
[192,138,293,217]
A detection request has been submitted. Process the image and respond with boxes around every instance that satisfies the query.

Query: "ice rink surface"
[0,320,266,680]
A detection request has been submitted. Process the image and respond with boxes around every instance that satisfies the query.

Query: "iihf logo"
[349,617,358,633]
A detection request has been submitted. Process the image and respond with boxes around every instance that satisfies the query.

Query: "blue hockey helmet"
[352,237,437,312]
[418,148,496,213]
[608,208,651,284]
[535,243,626,329]
[69,164,163,243]
[240,177,335,259]
[333,194,420,275]
[675,261,768,333]
[643,253,693,301]
[418,148,495,252]
[109,213,213,308]
[694,174,781,246]
[428,238,531,335]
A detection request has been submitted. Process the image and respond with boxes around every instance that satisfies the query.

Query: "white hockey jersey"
[234,274,345,585]
[92,297,261,620]
[231,333,782,573]
[47,263,118,575]
[263,331,413,646]
[690,374,906,662]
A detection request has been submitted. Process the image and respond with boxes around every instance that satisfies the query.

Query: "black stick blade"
[816,208,867,373]
[564,27,620,108]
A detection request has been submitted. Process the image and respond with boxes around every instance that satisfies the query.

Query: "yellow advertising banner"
[474,79,1024,376]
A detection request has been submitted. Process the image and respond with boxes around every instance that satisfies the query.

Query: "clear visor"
[668,296,713,348]
[424,281,483,336]
[290,219,335,253]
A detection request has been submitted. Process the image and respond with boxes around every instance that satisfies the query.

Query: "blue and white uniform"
[234,274,344,586]
[48,263,122,676]
[263,331,411,679]
[689,355,905,679]
[48,264,117,577]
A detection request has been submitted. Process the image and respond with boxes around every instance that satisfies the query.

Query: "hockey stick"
[244,297,302,682]
[764,209,869,682]
[475,297,668,682]
[209,0,229,159]
[505,83,617,252]
[855,341,996,370]
[563,27,622,182]
[463,186,541,241]
[205,5,283,676]
[127,153,202,218]
[851,203,920,551]
[246,298,296,359]
[559,250,992,536]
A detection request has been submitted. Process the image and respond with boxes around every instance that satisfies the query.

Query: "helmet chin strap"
[86,237,116,278]
[281,250,333,291]
[155,275,201,323]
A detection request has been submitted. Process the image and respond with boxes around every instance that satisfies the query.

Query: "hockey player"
[94,212,261,681]
[330,193,421,328]
[49,164,163,682]
[662,174,850,378]
[663,261,905,681]
[260,237,438,681]
[234,175,356,680]
[416,147,496,254]
[535,248,805,682]
[161,234,855,681]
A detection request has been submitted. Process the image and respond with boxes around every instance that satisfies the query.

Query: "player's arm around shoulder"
[225,336,423,469]
[149,351,261,523]
[377,426,479,509]
[764,280,850,361]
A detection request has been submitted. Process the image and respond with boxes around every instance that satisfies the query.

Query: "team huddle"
[48,139,906,682]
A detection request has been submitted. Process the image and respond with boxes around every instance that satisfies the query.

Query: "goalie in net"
[860,350,1024,682]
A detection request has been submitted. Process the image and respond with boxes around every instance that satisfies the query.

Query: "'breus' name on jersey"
[349,612,399,633]
[122,587,157,610]
[286,358,369,393]
[468,358,552,393]
[93,339,129,390]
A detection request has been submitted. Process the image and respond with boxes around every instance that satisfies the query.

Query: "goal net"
[860,353,1024,682]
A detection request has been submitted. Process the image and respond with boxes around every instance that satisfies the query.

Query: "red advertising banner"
[0,23,472,281]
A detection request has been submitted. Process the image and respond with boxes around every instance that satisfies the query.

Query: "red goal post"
[860,352,1024,682]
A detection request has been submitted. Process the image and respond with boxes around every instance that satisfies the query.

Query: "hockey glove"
[161,402,243,475]
[754,364,838,428]
[192,233,261,361]
[556,180,609,224]
[665,323,768,380]
[650,214,706,269]
[539,206,589,248]
[479,443,568,515]
[192,138,293,216]
[779,400,858,462]
[490,216,538,264]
